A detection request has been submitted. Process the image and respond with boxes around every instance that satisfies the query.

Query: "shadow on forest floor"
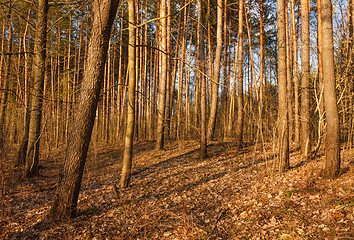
[3,139,354,240]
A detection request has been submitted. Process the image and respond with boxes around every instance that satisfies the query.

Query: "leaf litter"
[1,140,353,239]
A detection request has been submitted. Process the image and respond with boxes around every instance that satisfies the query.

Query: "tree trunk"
[207,0,223,140]
[120,0,136,188]
[25,0,49,178]
[16,12,31,167]
[258,0,264,137]
[48,0,120,220]
[198,0,207,159]
[300,0,311,158]
[321,0,340,179]
[235,0,244,148]
[316,0,324,152]
[156,0,167,150]
[290,0,300,145]
[286,1,294,143]
[277,0,290,171]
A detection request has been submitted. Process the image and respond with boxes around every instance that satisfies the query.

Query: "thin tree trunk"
[258,0,264,137]
[291,0,300,145]
[300,0,311,158]
[48,0,120,219]
[120,0,136,188]
[198,0,207,159]
[235,0,244,148]
[25,0,49,177]
[315,0,324,152]
[156,0,167,149]
[16,10,31,166]
[277,0,290,171]
[286,0,294,143]
[207,0,223,140]
[321,0,340,179]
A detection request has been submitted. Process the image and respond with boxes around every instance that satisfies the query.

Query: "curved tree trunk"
[25,0,48,177]
[277,0,290,171]
[120,0,136,188]
[321,0,340,179]
[207,0,223,140]
[48,0,120,220]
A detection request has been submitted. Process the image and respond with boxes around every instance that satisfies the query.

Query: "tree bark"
[198,0,207,159]
[235,0,244,148]
[207,0,223,140]
[120,0,136,188]
[48,0,120,219]
[16,10,31,167]
[25,0,48,177]
[300,0,311,158]
[156,0,167,150]
[258,0,264,137]
[321,0,340,179]
[277,0,290,171]
[290,0,300,145]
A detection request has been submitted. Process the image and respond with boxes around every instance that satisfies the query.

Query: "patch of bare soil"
[1,140,353,239]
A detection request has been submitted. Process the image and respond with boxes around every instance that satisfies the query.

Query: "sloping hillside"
[2,140,353,239]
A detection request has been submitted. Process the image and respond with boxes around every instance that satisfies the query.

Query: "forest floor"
[1,139,353,239]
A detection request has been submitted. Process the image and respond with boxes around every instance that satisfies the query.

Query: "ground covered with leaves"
[1,140,353,239]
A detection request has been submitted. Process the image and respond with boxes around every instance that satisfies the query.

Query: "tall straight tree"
[120,0,136,188]
[156,0,168,150]
[259,0,264,130]
[300,0,311,158]
[25,0,49,177]
[277,0,290,171]
[48,0,120,219]
[235,0,244,148]
[207,0,223,140]
[198,0,207,159]
[316,0,325,151]
[290,0,300,145]
[321,0,340,178]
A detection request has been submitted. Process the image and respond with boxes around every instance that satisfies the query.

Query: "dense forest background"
[0,0,353,238]
[0,0,352,153]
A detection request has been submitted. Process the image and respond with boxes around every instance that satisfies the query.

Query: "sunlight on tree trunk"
[48,0,120,219]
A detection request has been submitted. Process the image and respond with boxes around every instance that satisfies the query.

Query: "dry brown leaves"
[1,140,353,239]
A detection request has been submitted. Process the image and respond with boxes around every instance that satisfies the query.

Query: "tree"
[156,0,168,150]
[321,0,340,178]
[198,0,207,159]
[277,0,290,171]
[300,0,311,158]
[235,0,244,148]
[207,0,223,140]
[48,0,120,219]
[120,0,136,188]
[290,0,300,145]
[25,0,49,177]
[259,0,264,133]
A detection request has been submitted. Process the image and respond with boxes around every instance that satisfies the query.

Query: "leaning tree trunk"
[207,0,223,140]
[321,0,340,179]
[25,0,48,177]
[277,0,290,171]
[120,0,136,188]
[48,0,120,220]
